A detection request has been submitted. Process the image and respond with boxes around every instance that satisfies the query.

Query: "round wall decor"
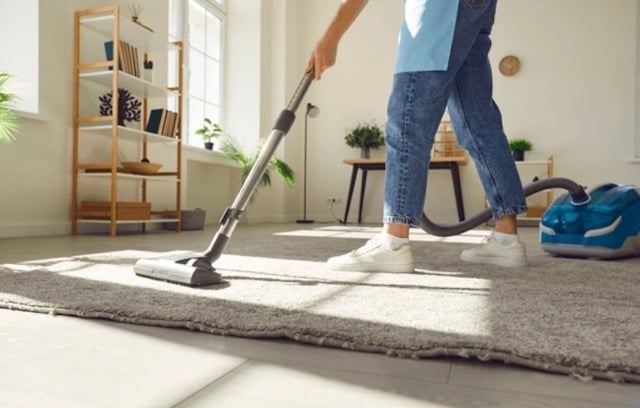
[499,55,521,76]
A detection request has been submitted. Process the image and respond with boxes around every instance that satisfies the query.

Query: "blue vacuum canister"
[540,183,640,258]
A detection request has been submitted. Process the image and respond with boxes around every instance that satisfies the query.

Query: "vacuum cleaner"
[422,180,640,259]
[539,183,640,259]
[135,71,640,287]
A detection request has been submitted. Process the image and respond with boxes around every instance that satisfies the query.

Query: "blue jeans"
[383,0,526,226]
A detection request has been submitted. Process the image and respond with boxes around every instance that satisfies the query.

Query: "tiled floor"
[1,224,640,407]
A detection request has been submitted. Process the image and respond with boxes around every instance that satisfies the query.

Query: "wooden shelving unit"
[72,5,183,236]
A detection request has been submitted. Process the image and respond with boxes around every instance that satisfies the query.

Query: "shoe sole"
[460,252,527,268]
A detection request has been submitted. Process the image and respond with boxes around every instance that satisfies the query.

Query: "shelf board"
[78,123,179,144]
[79,13,176,53]
[79,70,179,99]
[79,172,180,182]
[77,218,180,225]
[515,160,551,166]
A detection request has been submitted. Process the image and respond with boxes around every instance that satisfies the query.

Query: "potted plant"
[196,118,223,150]
[344,122,385,159]
[508,138,533,161]
[0,72,19,143]
[221,136,295,196]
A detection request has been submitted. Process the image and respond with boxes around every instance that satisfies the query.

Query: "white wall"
[0,0,90,237]
[492,0,638,184]
[0,0,638,238]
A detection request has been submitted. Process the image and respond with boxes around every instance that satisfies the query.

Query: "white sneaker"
[327,235,414,273]
[460,233,527,267]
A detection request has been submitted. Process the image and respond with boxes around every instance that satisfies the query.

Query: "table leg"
[358,169,369,223]
[451,163,465,221]
[342,165,359,224]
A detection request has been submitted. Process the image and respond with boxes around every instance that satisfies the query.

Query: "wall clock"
[499,55,521,76]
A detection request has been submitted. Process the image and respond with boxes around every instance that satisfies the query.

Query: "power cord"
[329,201,344,224]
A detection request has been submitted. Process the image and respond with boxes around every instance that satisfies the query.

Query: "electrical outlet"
[327,197,341,204]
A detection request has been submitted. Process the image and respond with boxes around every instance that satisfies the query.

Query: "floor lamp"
[296,102,320,224]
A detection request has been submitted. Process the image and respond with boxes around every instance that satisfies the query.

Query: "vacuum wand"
[202,71,314,263]
[134,72,314,286]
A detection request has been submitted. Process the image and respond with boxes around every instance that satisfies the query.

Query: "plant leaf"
[221,137,295,190]
[270,158,295,187]
[0,73,19,143]
[0,107,19,143]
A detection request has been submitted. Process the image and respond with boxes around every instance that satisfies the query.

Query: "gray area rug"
[1,226,639,383]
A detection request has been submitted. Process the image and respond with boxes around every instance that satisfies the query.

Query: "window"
[169,0,225,148]
[636,4,640,159]
[0,0,39,116]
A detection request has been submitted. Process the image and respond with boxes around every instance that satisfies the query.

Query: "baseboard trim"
[0,222,70,239]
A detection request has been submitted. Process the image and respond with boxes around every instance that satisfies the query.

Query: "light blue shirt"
[395,0,459,73]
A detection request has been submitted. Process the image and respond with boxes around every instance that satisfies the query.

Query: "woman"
[308,0,527,272]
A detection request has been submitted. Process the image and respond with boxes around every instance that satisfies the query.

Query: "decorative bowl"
[121,161,162,175]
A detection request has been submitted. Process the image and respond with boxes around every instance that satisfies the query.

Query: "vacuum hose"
[420,177,590,237]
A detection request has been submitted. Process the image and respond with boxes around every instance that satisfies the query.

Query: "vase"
[360,147,370,159]
[512,150,525,161]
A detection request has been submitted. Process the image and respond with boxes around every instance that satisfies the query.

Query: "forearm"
[307,0,368,79]
[322,0,368,44]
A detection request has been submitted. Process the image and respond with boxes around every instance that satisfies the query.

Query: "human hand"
[305,0,367,80]
[306,37,339,80]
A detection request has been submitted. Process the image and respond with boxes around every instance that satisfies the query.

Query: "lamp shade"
[306,103,320,118]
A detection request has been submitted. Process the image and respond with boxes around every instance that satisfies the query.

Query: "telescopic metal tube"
[203,72,314,262]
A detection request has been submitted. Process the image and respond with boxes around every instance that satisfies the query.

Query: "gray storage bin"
[180,208,206,230]
[165,208,206,230]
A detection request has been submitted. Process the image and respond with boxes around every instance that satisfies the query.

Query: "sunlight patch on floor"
[216,254,494,338]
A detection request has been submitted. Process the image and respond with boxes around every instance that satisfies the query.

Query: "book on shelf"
[146,108,179,137]
[129,42,140,77]
[121,41,132,75]
[104,40,140,77]
[104,41,118,71]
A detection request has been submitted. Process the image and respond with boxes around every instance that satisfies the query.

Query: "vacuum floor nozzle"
[134,257,222,287]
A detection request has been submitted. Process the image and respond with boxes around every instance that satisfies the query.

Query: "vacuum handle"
[273,71,315,135]
[286,71,314,112]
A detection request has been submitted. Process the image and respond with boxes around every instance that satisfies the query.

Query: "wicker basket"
[432,120,466,160]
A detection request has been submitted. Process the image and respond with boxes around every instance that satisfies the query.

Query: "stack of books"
[104,40,141,77]
[146,108,180,137]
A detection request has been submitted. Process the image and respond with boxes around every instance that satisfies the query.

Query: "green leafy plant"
[221,137,295,191]
[0,73,19,143]
[508,138,533,152]
[196,118,223,143]
[344,122,385,150]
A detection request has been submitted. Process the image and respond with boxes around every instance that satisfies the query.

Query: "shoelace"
[480,233,496,245]
[350,236,381,256]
